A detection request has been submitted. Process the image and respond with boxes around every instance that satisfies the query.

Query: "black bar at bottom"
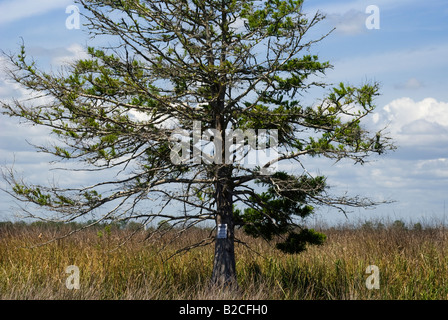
[0,300,443,319]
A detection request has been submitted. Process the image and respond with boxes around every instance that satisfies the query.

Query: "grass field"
[1,220,448,300]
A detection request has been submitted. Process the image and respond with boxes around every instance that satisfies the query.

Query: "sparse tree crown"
[1,0,395,286]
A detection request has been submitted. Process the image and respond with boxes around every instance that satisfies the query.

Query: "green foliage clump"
[235,171,327,253]
[276,228,326,253]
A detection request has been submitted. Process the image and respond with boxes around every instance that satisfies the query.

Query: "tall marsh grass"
[1,220,448,299]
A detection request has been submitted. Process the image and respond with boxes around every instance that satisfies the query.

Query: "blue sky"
[0,0,448,226]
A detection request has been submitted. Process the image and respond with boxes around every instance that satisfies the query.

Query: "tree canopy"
[1,0,395,286]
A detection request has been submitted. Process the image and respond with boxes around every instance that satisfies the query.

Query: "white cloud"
[381,97,448,143]
[0,56,38,102]
[301,154,448,223]
[0,0,73,25]
[51,43,89,66]
[288,95,448,223]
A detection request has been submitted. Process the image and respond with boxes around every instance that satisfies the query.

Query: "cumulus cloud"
[363,97,448,171]
[381,97,448,144]
[288,96,448,222]
[51,43,89,66]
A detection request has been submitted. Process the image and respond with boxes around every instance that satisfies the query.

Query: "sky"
[0,0,447,226]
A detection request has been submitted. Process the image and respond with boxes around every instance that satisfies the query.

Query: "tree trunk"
[211,166,237,288]
[211,4,235,286]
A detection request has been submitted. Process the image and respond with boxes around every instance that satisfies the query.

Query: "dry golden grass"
[1,221,448,299]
